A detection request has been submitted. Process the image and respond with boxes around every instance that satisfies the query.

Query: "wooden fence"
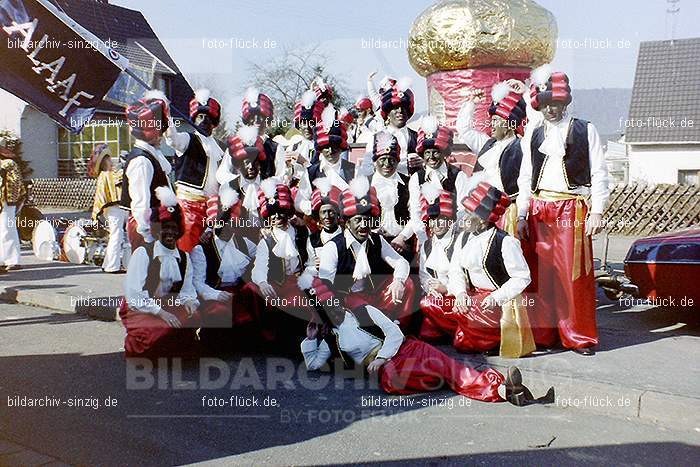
[603,184,700,236]
[30,178,97,210]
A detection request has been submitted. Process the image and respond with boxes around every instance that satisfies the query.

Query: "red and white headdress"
[314,105,349,151]
[340,176,380,218]
[257,177,294,218]
[461,182,511,223]
[310,177,342,214]
[420,183,455,222]
[529,64,572,110]
[416,115,453,155]
[241,87,274,124]
[189,88,221,126]
[226,125,266,166]
[311,77,334,102]
[152,186,182,226]
[488,81,527,127]
[294,90,324,128]
[125,90,169,143]
[372,131,400,161]
[380,77,414,120]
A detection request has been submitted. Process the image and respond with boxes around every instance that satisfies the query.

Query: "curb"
[0,287,119,321]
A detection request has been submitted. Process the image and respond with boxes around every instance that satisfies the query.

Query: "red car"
[623,228,700,307]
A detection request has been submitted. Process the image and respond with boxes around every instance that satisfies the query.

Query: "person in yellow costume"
[0,145,25,273]
[89,144,127,273]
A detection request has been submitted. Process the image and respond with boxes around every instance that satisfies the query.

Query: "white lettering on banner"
[2,18,95,119]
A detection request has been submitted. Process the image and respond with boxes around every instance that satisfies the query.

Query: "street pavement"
[0,303,699,466]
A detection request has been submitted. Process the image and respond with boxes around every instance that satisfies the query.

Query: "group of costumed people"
[69,63,608,405]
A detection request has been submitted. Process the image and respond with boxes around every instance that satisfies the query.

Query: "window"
[57,120,134,178]
[678,170,700,186]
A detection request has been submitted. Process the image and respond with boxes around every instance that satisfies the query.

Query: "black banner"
[0,0,126,132]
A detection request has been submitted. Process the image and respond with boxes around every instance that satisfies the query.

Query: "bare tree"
[245,44,350,135]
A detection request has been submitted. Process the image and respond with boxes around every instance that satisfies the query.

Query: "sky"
[112,0,700,123]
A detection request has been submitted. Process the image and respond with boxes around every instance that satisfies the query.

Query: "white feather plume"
[261,177,280,199]
[143,89,169,103]
[238,125,259,146]
[194,88,211,105]
[379,75,395,91]
[155,186,178,207]
[244,87,260,105]
[491,81,511,104]
[531,64,553,86]
[297,273,315,291]
[396,76,412,92]
[349,176,370,199]
[321,104,336,129]
[421,115,439,135]
[301,90,315,109]
[312,177,332,196]
[313,76,327,92]
[219,185,240,209]
[421,182,441,204]
[464,171,487,196]
[356,153,375,178]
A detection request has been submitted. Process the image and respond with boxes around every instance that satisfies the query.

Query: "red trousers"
[524,197,598,349]
[453,289,502,353]
[177,198,207,252]
[126,215,146,251]
[419,294,458,341]
[119,300,200,358]
[380,337,504,402]
[344,276,417,329]
[199,284,247,328]
[239,278,313,345]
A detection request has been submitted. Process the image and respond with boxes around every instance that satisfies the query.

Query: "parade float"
[408,0,557,133]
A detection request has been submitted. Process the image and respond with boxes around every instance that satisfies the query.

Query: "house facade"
[0,0,193,179]
[625,38,700,185]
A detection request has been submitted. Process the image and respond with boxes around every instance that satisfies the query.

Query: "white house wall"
[628,144,700,184]
[0,88,24,135]
[20,106,58,179]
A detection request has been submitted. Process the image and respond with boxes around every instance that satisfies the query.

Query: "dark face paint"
[318,204,339,232]
[375,154,398,177]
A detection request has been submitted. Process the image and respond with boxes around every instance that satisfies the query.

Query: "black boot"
[504,366,555,406]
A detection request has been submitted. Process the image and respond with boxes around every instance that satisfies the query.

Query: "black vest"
[393,173,411,225]
[174,133,210,190]
[530,118,591,192]
[201,235,250,288]
[142,243,188,297]
[309,230,323,249]
[263,228,309,285]
[330,232,393,294]
[476,137,524,198]
[120,148,170,210]
[307,159,356,185]
[261,138,277,180]
[460,229,511,289]
[406,127,418,154]
[320,306,386,369]
[424,228,460,279]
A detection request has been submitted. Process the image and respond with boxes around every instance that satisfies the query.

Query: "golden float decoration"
[408,0,558,77]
